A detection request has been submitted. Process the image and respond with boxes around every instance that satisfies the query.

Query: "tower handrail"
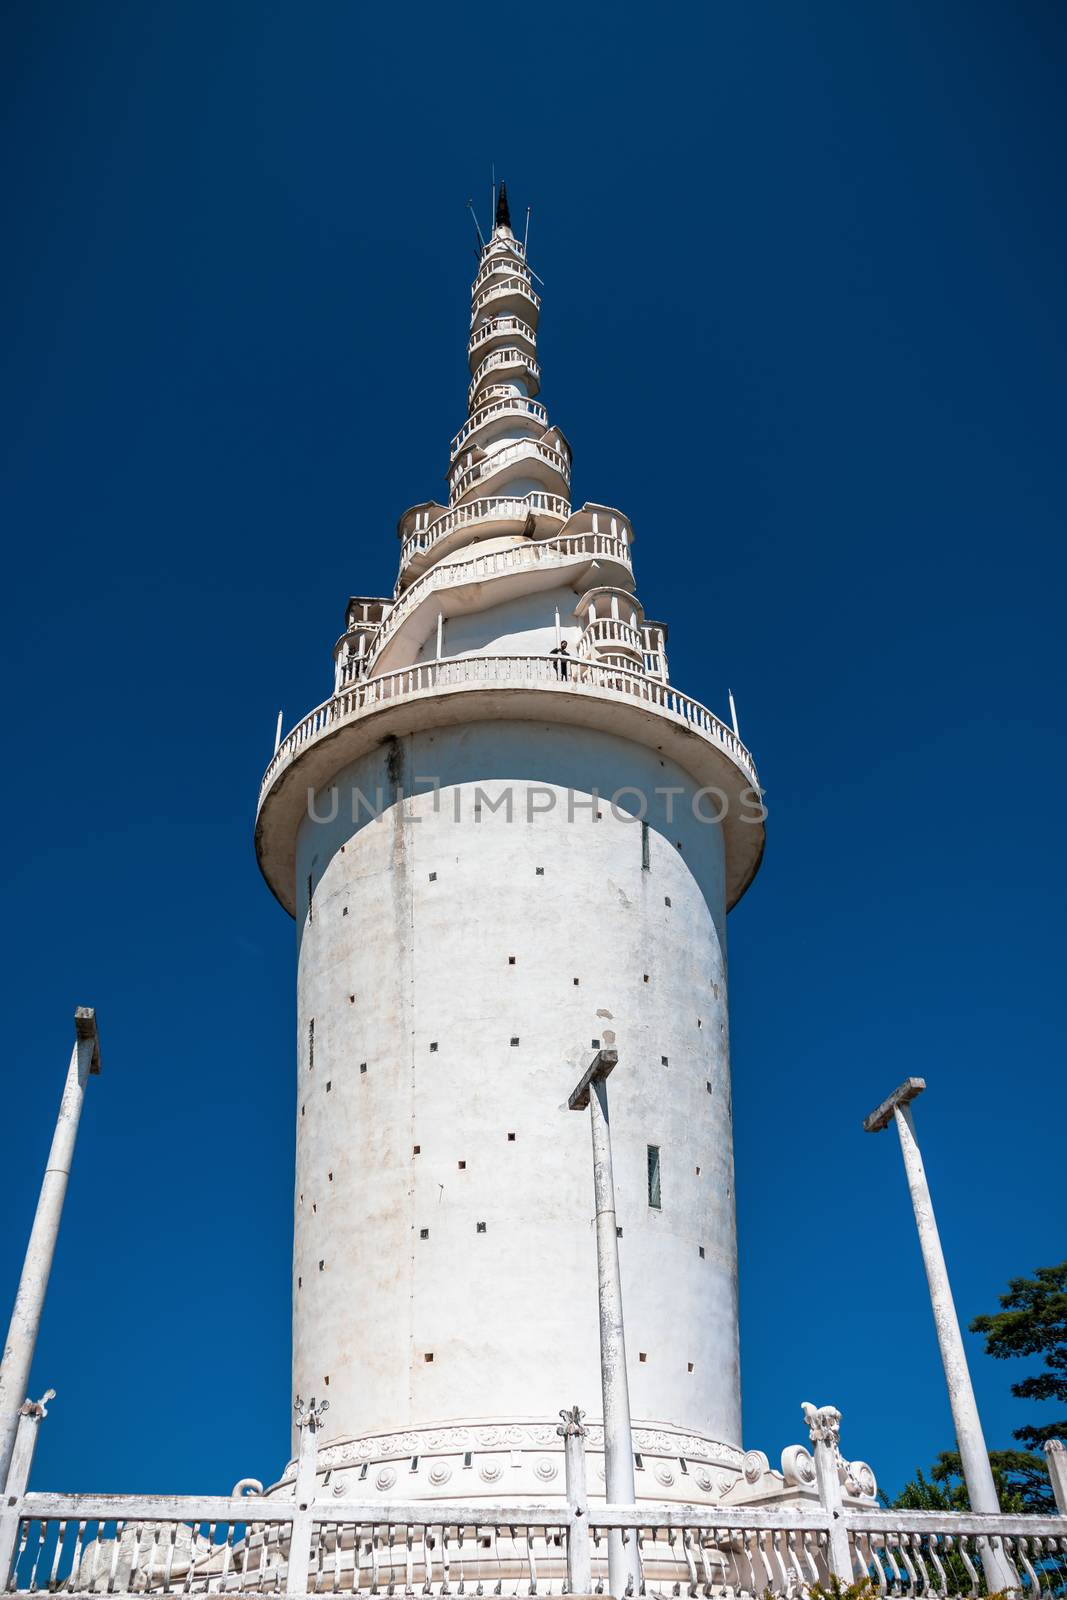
[399,492,571,569]
[450,395,548,457]
[346,533,633,670]
[450,437,570,502]
[260,652,759,804]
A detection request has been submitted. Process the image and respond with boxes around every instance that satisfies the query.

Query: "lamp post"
[0,1009,100,1490]
[865,1077,1014,1591]
[568,1040,640,1598]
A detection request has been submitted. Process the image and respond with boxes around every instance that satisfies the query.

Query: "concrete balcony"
[449,437,571,504]
[365,530,634,677]
[398,492,570,585]
[468,316,537,370]
[468,348,541,408]
[580,615,645,660]
[472,252,530,295]
[471,275,541,324]
[450,395,549,460]
[256,652,763,917]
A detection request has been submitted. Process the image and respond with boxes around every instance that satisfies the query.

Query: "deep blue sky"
[2,2,1064,1500]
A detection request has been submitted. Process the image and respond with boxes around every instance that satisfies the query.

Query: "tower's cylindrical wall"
[291,719,740,1473]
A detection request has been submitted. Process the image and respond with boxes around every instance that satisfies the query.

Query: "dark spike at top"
[495,181,511,231]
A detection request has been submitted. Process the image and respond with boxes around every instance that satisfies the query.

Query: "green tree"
[884,1451,1051,1514]
[970,1260,1067,1452]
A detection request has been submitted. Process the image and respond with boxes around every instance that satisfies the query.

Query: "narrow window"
[307,874,314,923]
[359,1462,368,1480]
[647,1144,662,1209]
[641,820,650,870]
[308,1018,315,1070]
[463,1451,473,1469]
[634,1453,644,1470]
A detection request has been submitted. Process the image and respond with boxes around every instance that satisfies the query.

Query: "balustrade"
[7,1497,1065,1597]
[468,316,537,357]
[260,652,759,803]
[471,276,541,322]
[450,395,548,458]
[468,349,540,406]
[399,493,570,569]
[450,438,570,503]
[344,533,632,679]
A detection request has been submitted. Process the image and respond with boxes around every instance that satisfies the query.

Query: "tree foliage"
[970,1260,1067,1451]
[886,1451,1053,1515]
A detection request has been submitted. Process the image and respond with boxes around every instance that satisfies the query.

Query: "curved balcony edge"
[255,656,764,918]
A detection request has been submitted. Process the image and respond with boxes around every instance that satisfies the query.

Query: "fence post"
[803,1403,854,1583]
[1046,1440,1067,1515]
[0,1390,54,1590]
[287,1395,328,1597]
[559,1406,591,1594]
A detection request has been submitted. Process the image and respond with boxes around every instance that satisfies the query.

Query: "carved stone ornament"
[742,1448,769,1485]
[428,1462,453,1485]
[557,1406,587,1439]
[801,1402,841,1450]
[534,1458,558,1481]
[375,1467,397,1490]
[780,1444,816,1487]
[479,1460,503,1483]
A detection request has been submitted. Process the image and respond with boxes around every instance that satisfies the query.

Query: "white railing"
[580,616,644,655]
[468,349,540,407]
[6,1496,1066,1598]
[450,438,570,503]
[450,395,548,458]
[468,316,537,357]
[471,275,541,322]
[259,653,759,803]
[473,254,530,294]
[350,533,632,676]
[399,493,570,569]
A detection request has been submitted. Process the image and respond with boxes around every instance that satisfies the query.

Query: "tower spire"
[494,180,511,234]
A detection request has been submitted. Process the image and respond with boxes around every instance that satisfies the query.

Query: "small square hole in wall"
[510,1036,520,1047]
[328,1172,333,1181]
[535,866,544,876]
[699,1246,705,1259]
[695,1165,701,1176]
[325,1080,332,1092]
[420,1228,429,1240]
[616,1225,623,1238]
[428,871,437,882]
[360,1063,367,1074]
[312,1202,317,1213]
[664,896,672,907]
[592,1038,600,1048]
[318,1260,324,1271]
[413,1145,421,1155]
[697,1018,702,1028]
[676,841,682,851]
[424,1352,434,1363]
[661,1055,669,1066]
[349,994,355,1004]
[573,977,580,986]
[706,1081,712,1093]
[688,1362,694,1373]
[476,1221,486,1233]
[639,1352,647,1363]
[342,907,348,916]
[429,1041,438,1053]
[507,1132,516,1142]
[324,1375,330,1386]
[508,956,516,965]
[643,974,650,984]
[458,1159,466,1169]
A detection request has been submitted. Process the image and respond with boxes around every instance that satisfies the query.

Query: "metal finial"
[495,181,511,231]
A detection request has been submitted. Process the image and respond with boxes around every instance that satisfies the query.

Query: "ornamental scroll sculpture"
[779,1401,877,1501]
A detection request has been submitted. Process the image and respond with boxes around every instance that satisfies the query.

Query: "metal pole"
[568,1044,639,1598]
[559,1405,592,1594]
[0,1010,100,1489]
[865,1079,1015,1592]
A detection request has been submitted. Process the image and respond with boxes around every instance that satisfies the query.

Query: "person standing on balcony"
[550,640,570,681]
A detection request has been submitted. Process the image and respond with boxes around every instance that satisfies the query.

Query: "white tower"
[255,185,764,1504]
